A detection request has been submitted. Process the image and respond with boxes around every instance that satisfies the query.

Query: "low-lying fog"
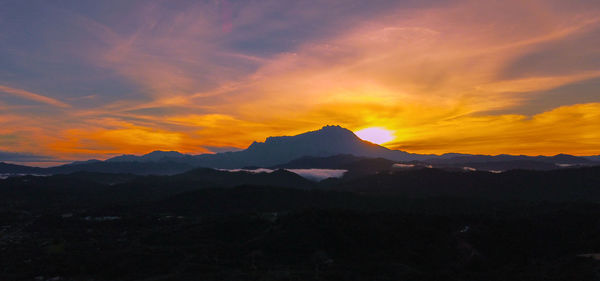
[221,169,347,181]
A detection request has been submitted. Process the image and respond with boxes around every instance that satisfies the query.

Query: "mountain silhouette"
[105,125,594,169]
[1,125,598,174]
[103,125,435,168]
[192,125,433,168]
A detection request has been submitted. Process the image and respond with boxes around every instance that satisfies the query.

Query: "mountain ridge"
[1,125,598,174]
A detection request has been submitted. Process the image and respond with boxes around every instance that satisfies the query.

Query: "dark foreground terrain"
[2,166,600,280]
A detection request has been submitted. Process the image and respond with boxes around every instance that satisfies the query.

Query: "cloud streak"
[0,85,70,108]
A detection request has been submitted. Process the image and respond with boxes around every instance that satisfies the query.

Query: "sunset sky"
[1,0,600,163]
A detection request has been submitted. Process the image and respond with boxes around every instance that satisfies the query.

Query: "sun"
[354,127,395,145]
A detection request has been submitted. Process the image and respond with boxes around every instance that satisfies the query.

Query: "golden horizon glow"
[355,127,395,145]
[1,0,600,162]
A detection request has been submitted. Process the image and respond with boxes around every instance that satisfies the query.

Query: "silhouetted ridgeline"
[3,126,597,175]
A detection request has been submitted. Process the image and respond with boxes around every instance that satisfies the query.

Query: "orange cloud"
[48,119,186,156]
[2,0,600,160]
[387,103,600,156]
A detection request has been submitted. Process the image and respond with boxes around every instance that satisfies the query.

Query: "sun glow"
[354,127,395,145]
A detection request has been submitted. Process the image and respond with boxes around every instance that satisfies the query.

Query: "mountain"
[98,126,597,169]
[188,125,437,168]
[235,125,420,162]
[107,150,192,163]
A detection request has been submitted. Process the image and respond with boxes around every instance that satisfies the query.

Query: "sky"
[1,0,600,163]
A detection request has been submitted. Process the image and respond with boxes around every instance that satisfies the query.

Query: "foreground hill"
[2,165,600,214]
[2,166,600,280]
[333,166,600,201]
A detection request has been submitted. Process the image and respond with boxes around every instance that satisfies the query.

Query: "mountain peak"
[303,125,357,138]
[257,125,357,146]
[320,124,347,131]
[316,125,357,136]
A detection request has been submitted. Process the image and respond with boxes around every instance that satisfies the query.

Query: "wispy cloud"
[0,85,70,108]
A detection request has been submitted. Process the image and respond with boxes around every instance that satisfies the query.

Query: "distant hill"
[0,161,195,176]
[0,162,45,174]
[583,155,600,162]
[424,153,592,165]
[107,150,193,163]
